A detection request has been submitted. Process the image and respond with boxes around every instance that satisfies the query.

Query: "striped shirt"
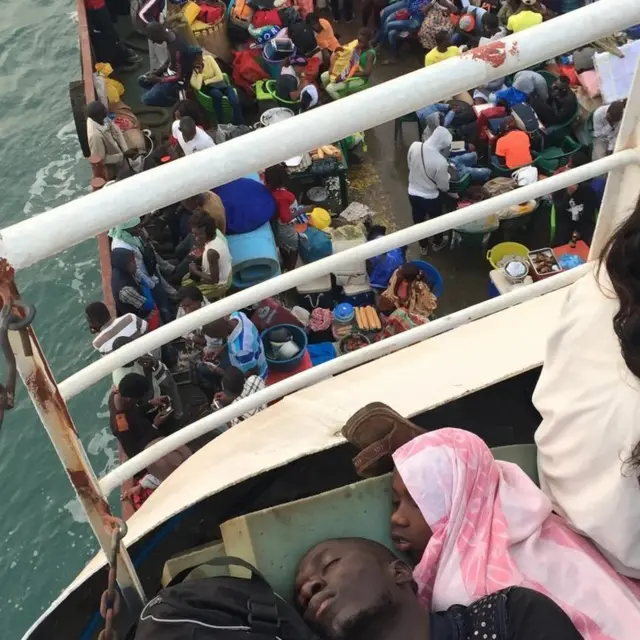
[227,312,268,379]
[92,314,147,355]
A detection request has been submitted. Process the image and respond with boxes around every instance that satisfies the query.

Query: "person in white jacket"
[407,126,454,254]
[533,196,640,579]
[86,101,134,179]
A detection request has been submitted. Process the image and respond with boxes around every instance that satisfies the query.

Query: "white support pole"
[58,150,639,400]
[99,262,588,496]
[589,59,640,259]
[2,0,640,270]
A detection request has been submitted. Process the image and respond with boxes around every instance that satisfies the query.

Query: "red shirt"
[271,188,296,223]
[85,0,105,9]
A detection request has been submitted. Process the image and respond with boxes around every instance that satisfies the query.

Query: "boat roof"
[30,280,570,626]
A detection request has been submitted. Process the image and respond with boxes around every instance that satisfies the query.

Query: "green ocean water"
[0,1,121,636]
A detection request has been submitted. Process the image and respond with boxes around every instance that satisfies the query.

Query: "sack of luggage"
[132,556,318,640]
[299,227,333,264]
[511,103,540,134]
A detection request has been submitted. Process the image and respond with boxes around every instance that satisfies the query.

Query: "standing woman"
[534,197,640,579]
[407,126,454,254]
[111,248,161,330]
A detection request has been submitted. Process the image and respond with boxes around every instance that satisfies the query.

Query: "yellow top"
[507,10,543,33]
[424,46,461,67]
[190,54,224,91]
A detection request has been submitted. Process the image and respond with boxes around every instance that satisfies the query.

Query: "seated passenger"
[449,150,492,183]
[295,538,583,640]
[530,75,577,127]
[340,412,640,638]
[379,263,437,318]
[212,366,266,424]
[85,301,147,355]
[494,116,533,169]
[183,212,232,301]
[592,100,626,160]
[455,7,503,48]
[512,70,549,102]
[171,116,215,156]
[140,23,196,107]
[417,1,454,52]
[111,248,160,329]
[180,191,226,236]
[109,216,175,325]
[108,372,174,459]
[306,13,340,55]
[203,313,268,379]
[424,30,461,66]
[190,50,242,125]
[533,196,640,579]
[507,0,544,33]
[85,100,135,180]
[321,29,376,101]
[375,0,428,64]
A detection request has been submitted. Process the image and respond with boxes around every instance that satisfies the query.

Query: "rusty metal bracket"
[0,259,36,430]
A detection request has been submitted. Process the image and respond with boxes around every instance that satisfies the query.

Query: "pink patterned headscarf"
[393,429,640,640]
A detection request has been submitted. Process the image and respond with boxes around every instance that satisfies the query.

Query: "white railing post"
[589,60,640,259]
[0,274,147,613]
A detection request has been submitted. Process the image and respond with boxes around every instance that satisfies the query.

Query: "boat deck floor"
[108,12,552,317]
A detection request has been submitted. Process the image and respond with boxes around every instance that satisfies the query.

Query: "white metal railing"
[58,149,639,401]
[2,0,639,271]
[13,2,640,630]
[99,263,589,496]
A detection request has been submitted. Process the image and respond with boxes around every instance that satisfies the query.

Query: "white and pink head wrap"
[393,428,640,640]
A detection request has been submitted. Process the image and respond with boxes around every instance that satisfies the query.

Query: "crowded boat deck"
[9,0,640,637]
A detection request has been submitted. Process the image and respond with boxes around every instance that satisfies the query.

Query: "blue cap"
[333,303,355,323]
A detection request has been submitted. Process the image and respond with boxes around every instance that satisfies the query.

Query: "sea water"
[0,1,119,636]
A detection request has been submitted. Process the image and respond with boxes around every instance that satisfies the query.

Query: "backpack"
[299,227,333,264]
[231,50,270,95]
[132,556,318,640]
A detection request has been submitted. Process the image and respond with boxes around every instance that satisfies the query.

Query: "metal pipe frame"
[1,0,640,270]
[99,262,588,496]
[5,288,146,611]
[58,149,640,400]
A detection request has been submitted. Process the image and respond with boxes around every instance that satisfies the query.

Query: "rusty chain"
[0,261,36,431]
[98,518,128,640]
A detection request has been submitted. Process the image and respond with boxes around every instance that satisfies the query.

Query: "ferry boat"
[9,0,640,636]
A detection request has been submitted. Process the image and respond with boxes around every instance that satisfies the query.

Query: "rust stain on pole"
[25,366,79,435]
[68,469,111,514]
[467,40,507,68]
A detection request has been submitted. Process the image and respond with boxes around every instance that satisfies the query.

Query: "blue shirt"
[228,312,268,379]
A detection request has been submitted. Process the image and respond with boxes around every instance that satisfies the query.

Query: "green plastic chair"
[332,51,377,99]
[394,112,425,143]
[449,172,472,193]
[544,101,580,146]
[537,70,557,89]
[194,73,239,125]
[491,156,514,177]
[264,79,301,112]
[533,135,582,174]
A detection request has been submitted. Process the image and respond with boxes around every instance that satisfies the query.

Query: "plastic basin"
[262,324,308,372]
[486,242,530,269]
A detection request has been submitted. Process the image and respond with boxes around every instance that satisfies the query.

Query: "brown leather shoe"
[342,402,425,477]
